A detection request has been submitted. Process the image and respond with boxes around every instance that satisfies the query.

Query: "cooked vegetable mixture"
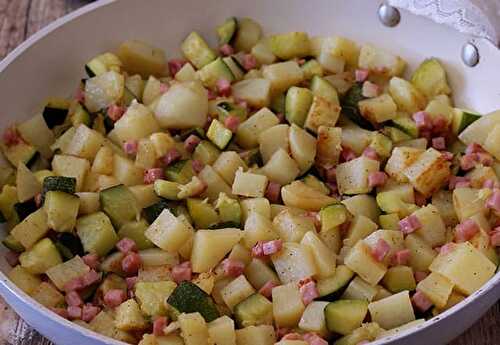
[1,16,500,345]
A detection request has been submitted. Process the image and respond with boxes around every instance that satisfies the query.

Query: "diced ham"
[82,304,101,322]
[414,271,429,283]
[116,238,138,254]
[303,333,329,345]
[168,59,187,76]
[34,193,42,208]
[355,69,369,82]
[159,83,169,94]
[67,306,82,320]
[63,277,85,292]
[439,243,456,255]
[431,137,446,150]
[476,152,494,166]
[455,219,480,242]
[50,307,69,319]
[258,280,279,299]
[265,181,281,203]
[4,251,19,267]
[441,151,454,161]
[104,289,127,308]
[171,261,192,283]
[465,142,485,155]
[82,253,100,270]
[432,116,448,135]
[412,290,433,312]
[298,277,314,288]
[191,159,205,174]
[297,59,306,66]
[216,79,232,97]
[75,87,85,103]
[262,240,283,255]
[362,147,379,161]
[414,192,427,207]
[341,146,357,162]
[399,215,422,235]
[65,291,83,307]
[162,148,182,166]
[361,81,380,98]
[2,127,22,146]
[486,189,500,212]
[368,171,387,188]
[448,176,470,190]
[276,327,293,339]
[299,280,319,306]
[459,154,476,171]
[126,276,138,291]
[392,249,411,266]
[242,54,257,71]
[324,167,336,183]
[282,333,303,341]
[207,88,217,101]
[251,242,265,258]
[371,238,391,262]
[153,316,168,336]
[107,104,126,122]
[184,135,201,153]
[412,111,432,130]
[123,140,138,155]
[144,168,165,184]
[81,269,101,287]
[483,179,497,189]
[222,258,245,277]
[121,252,142,275]
[490,229,500,246]
[276,112,286,124]
[224,115,240,133]
[219,44,234,56]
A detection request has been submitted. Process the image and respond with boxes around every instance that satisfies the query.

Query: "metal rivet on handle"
[461,42,480,67]
[378,3,401,27]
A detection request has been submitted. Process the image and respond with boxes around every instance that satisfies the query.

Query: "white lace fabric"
[388,0,500,46]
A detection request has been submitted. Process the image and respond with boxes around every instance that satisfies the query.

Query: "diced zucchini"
[234,293,273,327]
[270,32,310,60]
[216,101,248,124]
[13,199,37,222]
[216,17,237,45]
[187,198,219,229]
[100,184,140,228]
[115,299,148,331]
[392,117,419,138]
[44,191,80,232]
[302,60,324,80]
[341,276,378,302]
[320,204,348,231]
[8,265,42,295]
[85,52,122,77]
[181,32,217,69]
[302,175,330,195]
[324,300,368,335]
[31,281,65,308]
[143,199,174,224]
[145,208,194,252]
[2,234,24,253]
[382,126,412,143]
[42,98,70,129]
[198,58,235,89]
[369,132,393,158]
[11,209,49,249]
[359,94,398,124]
[382,266,416,293]
[154,179,181,200]
[310,75,339,105]
[165,159,195,184]
[51,154,90,192]
[379,213,400,230]
[167,281,220,322]
[215,193,241,227]
[233,18,262,52]
[17,113,55,159]
[235,325,276,345]
[193,140,221,165]
[285,86,313,127]
[118,220,154,250]
[451,108,481,135]
[76,212,119,256]
[19,238,62,274]
[42,176,76,202]
[135,280,177,316]
[411,58,450,98]
[340,83,373,130]
[207,119,233,150]
[70,102,91,127]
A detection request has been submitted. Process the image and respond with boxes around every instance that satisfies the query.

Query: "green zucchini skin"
[42,176,77,203]
[14,199,38,221]
[341,83,374,130]
[100,184,139,228]
[167,281,220,322]
[143,199,176,224]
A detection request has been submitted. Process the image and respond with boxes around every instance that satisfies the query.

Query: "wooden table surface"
[0,0,498,344]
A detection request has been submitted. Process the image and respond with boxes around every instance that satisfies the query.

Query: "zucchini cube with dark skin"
[76,211,119,256]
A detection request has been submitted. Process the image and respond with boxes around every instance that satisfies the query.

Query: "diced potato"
[452,187,487,222]
[483,123,500,160]
[240,198,271,221]
[52,154,90,192]
[150,132,176,157]
[465,165,498,189]
[317,40,345,74]
[118,40,166,77]
[273,209,315,243]
[281,181,337,211]
[389,77,427,114]
[221,275,256,310]
[251,40,276,65]
[76,212,119,256]
[44,191,80,232]
[385,147,423,183]
[301,231,336,278]
[459,110,500,147]
[92,146,114,175]
[341,194,379,223]
[404,233,437,272]
[344,215,378,248]
[17,113,54,159]
[431,190,458,226]
[90,310,136,343]
[46,256,90,290]
[208,316,236,345]
[429,242,496,295]
[368,291,415,329]
[403,148,450,197]
[213,151,248,185]
[271,242,317,284]
[262,61,304,92]
[341,125,373,155]
[236,107,279,149]
[298,301,329,337]
[258,124,290,163]
[411,205,446,247]
[244,259,280,290]
[11,208,49,249]
[359,94,398,123]
[336,156,380,195]
[344,241,387,285]
[115,299,148,331]
[272,283,305,327]
[270,32,310,60]
[232,79,271,108]
[411,58,451,98]
[135,138,157,169]
[135,280,177,316]
[65,124,104,160]
[143,208,192,252]
[178,312,210,345]
[110,101,161,145]
[32,281,65,308]
[228,244,252,266]
[16,163,41,202]
[243,212,279,249]
[191,228,242,273]
[129,184,160,209]
[316,126,342,167]
[8,265,42,295]
[235,325,276,345]
[304,96,341,133]
[232,169,268,198]
[85,71,124,112]
[199,165,233,201]
[382,266,416,293]
[416,272,453,308]
[261,149,300,185]
[322,36,359,69]
[358,44,406,77]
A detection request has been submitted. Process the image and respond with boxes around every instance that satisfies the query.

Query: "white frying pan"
[0,1,499,344]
